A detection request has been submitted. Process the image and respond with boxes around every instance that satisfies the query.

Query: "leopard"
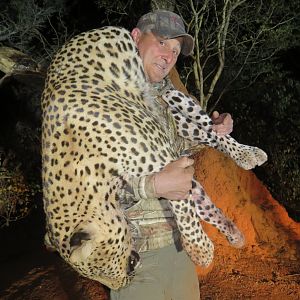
[41,26,267,290]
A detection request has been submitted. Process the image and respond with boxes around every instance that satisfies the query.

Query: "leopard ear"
[69,231,92,263]
[69,222,98,263]
[70,231,91,248]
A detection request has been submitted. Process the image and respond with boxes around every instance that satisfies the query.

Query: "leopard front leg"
[216,135,268,170]
[162,90,268,170]
[162,90,213,133]
[191,179,245,248]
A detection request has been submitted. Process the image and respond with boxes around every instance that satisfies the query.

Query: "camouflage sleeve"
[181,140,206,156]
[117,174,157,209]
[127,174,156,199]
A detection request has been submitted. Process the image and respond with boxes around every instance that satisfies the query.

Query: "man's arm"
[119,157,194,203]
[150,157,194,200]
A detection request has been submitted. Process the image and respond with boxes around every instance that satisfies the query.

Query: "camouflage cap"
[136,10,194,56]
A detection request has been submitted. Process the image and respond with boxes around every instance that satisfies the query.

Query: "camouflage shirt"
[117,76,202,252]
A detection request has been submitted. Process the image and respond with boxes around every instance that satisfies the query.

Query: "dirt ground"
[1,148,300,300]
[200,254,300,299]
[198,233,300,299]
[0,237,299,300]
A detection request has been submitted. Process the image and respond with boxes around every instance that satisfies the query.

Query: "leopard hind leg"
[168,197,214,267]
[191,179,245,248]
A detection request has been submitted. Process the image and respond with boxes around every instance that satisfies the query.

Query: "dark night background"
[0,1,300,299]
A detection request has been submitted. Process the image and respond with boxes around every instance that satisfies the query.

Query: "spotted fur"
[162,90,268,170]
[41,26,267,289]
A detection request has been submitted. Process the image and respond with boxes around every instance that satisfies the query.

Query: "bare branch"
[176,0,299,110]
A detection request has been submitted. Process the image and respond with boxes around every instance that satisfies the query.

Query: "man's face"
[131,29,182,83]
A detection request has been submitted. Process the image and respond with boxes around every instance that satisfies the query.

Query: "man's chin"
[148,71,167,83]
[147,64,169,82]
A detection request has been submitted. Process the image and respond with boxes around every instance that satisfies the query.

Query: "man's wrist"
[144,174,157,199]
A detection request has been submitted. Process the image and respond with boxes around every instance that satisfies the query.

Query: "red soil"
[194,148,300,299]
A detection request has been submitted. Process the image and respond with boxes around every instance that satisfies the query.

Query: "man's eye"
[159,40,165,46]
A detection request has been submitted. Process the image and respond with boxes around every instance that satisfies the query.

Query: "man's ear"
[131,28,142,44]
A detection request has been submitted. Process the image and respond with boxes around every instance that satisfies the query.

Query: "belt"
[134,228,181,252]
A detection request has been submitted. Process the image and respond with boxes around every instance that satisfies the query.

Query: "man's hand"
[211,111,233,136]
[153,157,194,201]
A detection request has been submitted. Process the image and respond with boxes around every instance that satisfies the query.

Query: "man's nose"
[161,48,173,64]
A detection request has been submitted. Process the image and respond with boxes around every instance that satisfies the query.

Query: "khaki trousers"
[110,243,200,300]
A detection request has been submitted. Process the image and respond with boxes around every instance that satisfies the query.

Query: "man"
[110,10,233,300]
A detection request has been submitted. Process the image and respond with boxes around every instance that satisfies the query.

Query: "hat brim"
[152,30,194,56]
[171,33,194,56]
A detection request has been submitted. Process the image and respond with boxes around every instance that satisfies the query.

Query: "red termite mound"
[194,148,300,272]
